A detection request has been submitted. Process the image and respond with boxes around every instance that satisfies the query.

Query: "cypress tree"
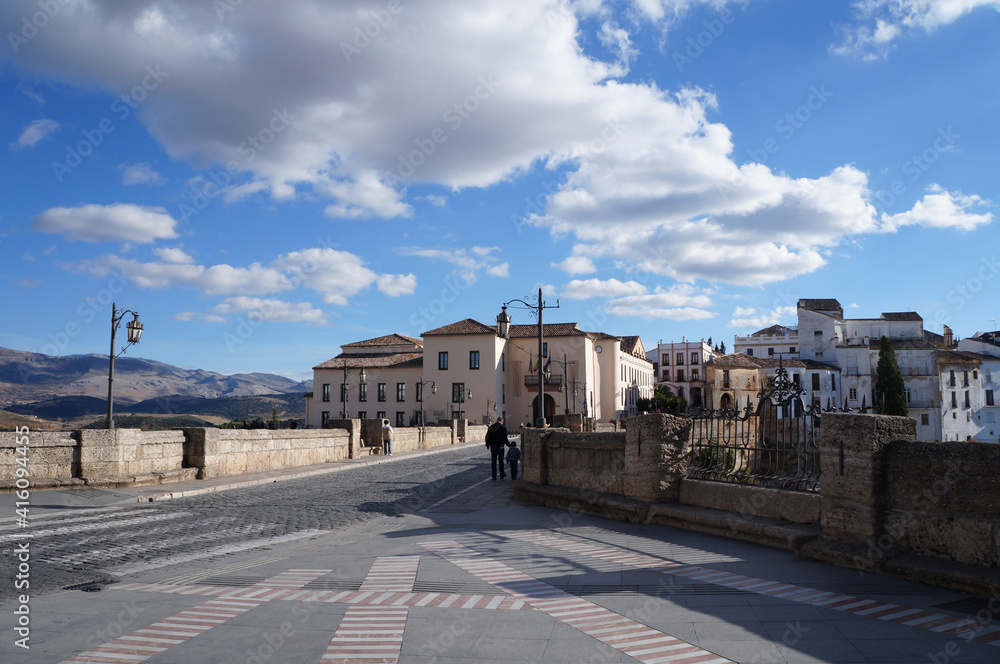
[874,336,908,416]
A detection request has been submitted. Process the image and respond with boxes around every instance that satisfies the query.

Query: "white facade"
[956,333,1000,442]
[733,325,800,360]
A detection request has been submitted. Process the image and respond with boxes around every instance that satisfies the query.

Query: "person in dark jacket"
[506,440,521,480]
[485,416,508,480]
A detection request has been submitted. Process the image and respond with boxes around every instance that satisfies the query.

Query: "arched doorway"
[720,393,733,412]
[531,394,557,424]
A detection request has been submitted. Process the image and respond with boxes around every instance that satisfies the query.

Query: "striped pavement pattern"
[360,555,421,591]
[112,581,531,610]
[321,605,409,663]
[59,570,331,664]
[507,530,1000,648]
[421,540,732,664]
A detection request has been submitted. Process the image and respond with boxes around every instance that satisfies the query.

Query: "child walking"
[506,440,522,480]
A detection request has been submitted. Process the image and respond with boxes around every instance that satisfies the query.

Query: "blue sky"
[1,0,998,381]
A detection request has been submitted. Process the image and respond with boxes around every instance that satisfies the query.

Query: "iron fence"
[687,364,865,493]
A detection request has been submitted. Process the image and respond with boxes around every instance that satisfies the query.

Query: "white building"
[957,331,1000,442]
[733,324,800,360]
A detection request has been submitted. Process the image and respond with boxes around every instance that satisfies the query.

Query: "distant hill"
[0,347,311,407]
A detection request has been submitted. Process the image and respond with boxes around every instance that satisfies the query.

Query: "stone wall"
[882,441,1000,567]
[185,428,351,479]
[522,428,625,494]
[0,430,78,481]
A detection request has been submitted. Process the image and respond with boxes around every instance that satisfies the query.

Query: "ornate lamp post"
[340,363,367,419]
[497,287,559,427]
[418,380,436,425]
[107,304,144,430]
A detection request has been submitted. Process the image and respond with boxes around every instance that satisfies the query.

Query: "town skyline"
[1,1,998,380]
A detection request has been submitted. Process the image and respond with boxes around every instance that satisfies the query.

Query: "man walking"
[485,416,508,480]
[382,419,394,456]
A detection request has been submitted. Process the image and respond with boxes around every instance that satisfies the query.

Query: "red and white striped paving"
[421,539,733,664]
[360,555,421,591]
[322,605,409,663]
[506,530,1000,647]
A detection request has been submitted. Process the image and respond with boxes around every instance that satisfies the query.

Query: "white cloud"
[120,162,167,185]
[561,278,647,299]
[153,247,196,263]
[833,0,1000,59]
[208,297,327,324]
[13,118,59,150]
[33,203,179,243]
[400,245,507,283]
[603,284,715,319]
[173,311,226,323]
[5,0,987,287]
[727,305,796,329]
[486,262,510,278]
[880,186,993,232]
[376,273,418,296]
[552,255,597,275]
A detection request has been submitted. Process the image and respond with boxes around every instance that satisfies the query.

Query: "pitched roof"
[797,299,843,314]
[937,350,983,366]
[621,335,644,357]
[708,354,839,371]
[313,352,423,370]
[750,324,797,337]
[342,333,423,348]
[422,319,496,336]
[881,312,923,322]
[509,322,590,338]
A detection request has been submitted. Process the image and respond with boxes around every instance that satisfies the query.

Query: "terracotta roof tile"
[422,319,496,336]
[313,352,423,370]
[509,323,588,338]
[342,333,423,348]
[881,312,923,322]
[797,299,842,312]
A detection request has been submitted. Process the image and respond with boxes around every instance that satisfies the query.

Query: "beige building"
[654,339,714,408]
[305,319,653,428]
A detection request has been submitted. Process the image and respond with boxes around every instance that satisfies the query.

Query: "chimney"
[943,325,954,347]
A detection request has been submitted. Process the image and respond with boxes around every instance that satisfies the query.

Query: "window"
[452,383,465,403]
[357,411,367,420]
[921,413,929,426]
[768,348,775,356]
[846,356,858,376]
[963,371,969,387]
[662,370,669,381]
[692,369,699,381]
[951,392,957,408]
[377,411,386,421]
[811,373,820,391]
[691,352,699,365]
[359,383,367,402]
[439,352,448,370]
[987,390,995,406]
[950,370,956,387]
[396,412,406,427]
[789,347,796,354]
[416,382,423,402]
[985,369,993,384]
[747,348,754,356]
[905,388,912,403]
[501,352,505,372]
[662,354,670,366]
[722,370,730,388]
[397,383,405,401]
[973,370,978,380]
[965,391,971,409]
[676,353,684,365]
[470,350,480,370]
[377,383,387,402]
[792,373,800,387]
[831,374,836,392]
[814,330,823,336]
[676,369,684,382]
[321,411,330,427]
[322,383,330,402]
[849,388,857,400]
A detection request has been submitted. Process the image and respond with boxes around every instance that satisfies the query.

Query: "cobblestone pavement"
[0,444,488,603]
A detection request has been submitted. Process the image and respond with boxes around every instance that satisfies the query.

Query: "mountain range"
[0,347,310,408]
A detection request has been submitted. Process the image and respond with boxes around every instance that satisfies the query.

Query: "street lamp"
[340,363,367,419]
[418,380,436,425]
[450,388,472,420]
[497,287,559,427]
[107,303,143,430]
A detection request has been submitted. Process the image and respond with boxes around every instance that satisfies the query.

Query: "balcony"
[524,374,564,387]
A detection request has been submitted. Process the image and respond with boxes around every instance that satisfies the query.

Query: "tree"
[652,386,685,414]
[874,336,908,416]
[719,340,726,354]
[271,406,281,429]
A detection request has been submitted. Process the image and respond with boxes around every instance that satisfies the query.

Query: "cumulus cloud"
[561,278,647,299]
[4,0,989,288]
[13,118,59,150]
[832,0,1000,60]
[552,255,597,275]
[603,284,715,319]
[727,304,797,329]
[400,245,507,283]
[880,186,993,232]
[75,247,411,317]
[120,162,167,185]
[33,203,179,243]
[207,297,328,324]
